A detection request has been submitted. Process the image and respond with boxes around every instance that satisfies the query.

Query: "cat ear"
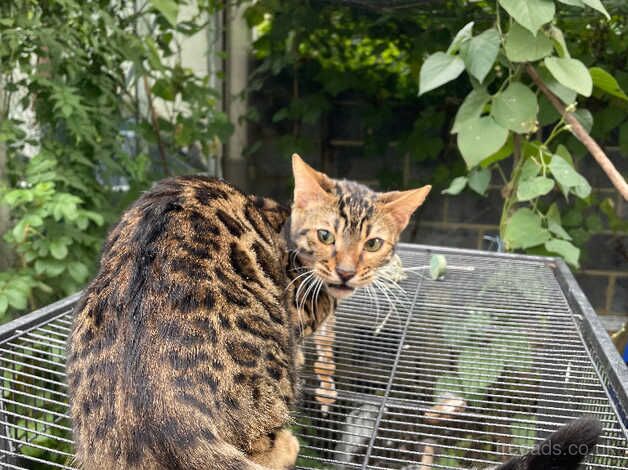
[378,185,432,231]
[292,153,334,209]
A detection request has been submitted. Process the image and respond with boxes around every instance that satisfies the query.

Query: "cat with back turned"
[67,154,600,469]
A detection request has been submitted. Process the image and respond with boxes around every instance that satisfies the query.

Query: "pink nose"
[336,267,356,282]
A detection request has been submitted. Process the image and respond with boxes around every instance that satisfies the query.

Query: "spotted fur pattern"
[67,177,308,470]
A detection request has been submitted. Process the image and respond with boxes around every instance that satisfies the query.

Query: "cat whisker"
[373,279,403,328]
[286,269,314,292]
[295,272,315,334]
[374,274,409,301]
[365,285,380,325]
[311,278,324,319]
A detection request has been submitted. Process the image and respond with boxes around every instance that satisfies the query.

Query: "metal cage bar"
[0,244,625,469]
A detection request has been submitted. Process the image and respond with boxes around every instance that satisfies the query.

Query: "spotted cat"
[67,177,301,469]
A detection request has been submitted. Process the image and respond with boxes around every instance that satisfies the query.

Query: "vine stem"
[526,64,628,201]
[499,134,522,245]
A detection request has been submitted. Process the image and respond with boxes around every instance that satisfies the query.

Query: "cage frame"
[0,243,626,469]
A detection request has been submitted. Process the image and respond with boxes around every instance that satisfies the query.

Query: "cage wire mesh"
[0,244,626,469]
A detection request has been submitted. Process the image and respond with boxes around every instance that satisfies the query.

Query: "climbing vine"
[422,0,628,266]
[0,0,231,318]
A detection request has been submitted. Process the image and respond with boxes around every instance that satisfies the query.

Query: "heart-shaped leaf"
[544,57,593,97]
[419,52,465,95]
[468,167,491,196]
[492,83,538,133]
[504,208,551,249]
[498,0,555,35]
[545,239,580,268]
[589,67,628,101]
[516,176,555,201]
[504,22,553,62]
[452,88,490,134]
[442,176,468,195]
[457,117,509,168]
[461,28,500,83]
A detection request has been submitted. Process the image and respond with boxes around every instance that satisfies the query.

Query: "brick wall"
[248,100,628,330]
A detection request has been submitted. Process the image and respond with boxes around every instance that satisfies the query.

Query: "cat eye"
[364,237,383,252]
[317,229,335,245]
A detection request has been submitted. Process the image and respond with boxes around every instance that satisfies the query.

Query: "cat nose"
[336,267,356,282]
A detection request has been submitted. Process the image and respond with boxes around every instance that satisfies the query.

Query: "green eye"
[364,237,383,252]
[317,229,335,245]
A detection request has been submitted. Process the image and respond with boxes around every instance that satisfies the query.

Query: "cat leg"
[249,429,300,470]
[314,313,337,413]
[295,345,305,368]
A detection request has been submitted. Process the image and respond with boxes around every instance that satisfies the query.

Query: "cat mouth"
[326,283,355,299]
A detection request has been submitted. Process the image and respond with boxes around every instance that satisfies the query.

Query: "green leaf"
[582,0,610,19]
[152,78,176,101]
[492,82,538,133]
[150,0,179,26]
[447,21,474,54]
[547,203,561,224]
[544,57,593,97]
[50,240,69,260]
[468,168,491,196]
[573,109,593,134]
[546,203,571,240]
[545,239,580,268]
[549,155,591,199]
[419,52,466,95]
[549,221,572,240]
[520,158,541,181]
[35,259,66,277]
[504,208,551,249]
[589,67,628,101]
[6,289,27,310]
[498,0,555,35]
[504,23,553,62]
[430,254,447,280]
[516,176,555,201]
[458,345,504,400]
[442,176,467,195]
[461,28,500,83]
[452,88,490,134]
[68,261,89,283]
[539,68,578,105]
[549,26,570,58]
[457,117,509,168]
[480,136,514,167]
[555,144,574,165]
[586,213,603,232]
[0,295,8,314]
[557,0,585,6]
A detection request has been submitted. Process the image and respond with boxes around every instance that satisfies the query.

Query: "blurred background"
[0,1,625,341]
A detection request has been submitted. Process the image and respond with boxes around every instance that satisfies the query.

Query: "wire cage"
[0,244,626,469]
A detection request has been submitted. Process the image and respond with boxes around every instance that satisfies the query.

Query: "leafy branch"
[421,0,627,268]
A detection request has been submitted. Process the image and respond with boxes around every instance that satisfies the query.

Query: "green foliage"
[420,0,627,268]
[0,0,230,319]
[246,1,498,189]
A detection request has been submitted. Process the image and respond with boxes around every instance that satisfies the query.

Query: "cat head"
[289,154,431,299]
